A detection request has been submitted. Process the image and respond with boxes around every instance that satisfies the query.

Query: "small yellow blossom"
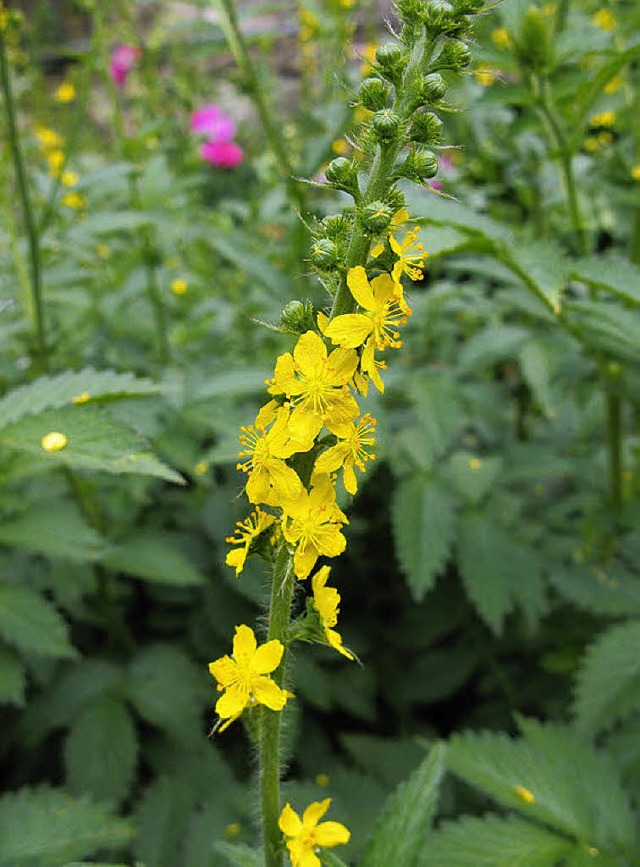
[590,110,615,129]
[47,149,65,173]
[225,508,276,576]
[593,8,615,30]
[332,139,350,156]
[474,64,497,87]
[315,414,376,495]
[390,227,426,283]
[491,27,512,49]
[311,566,354,659]
[41,431,67,452]
[315,773,330,787]
[604,74,623,95]
[208,624,289,732]
[96,244,110,259]
[584,136,600,153]
[72,391,90,404]
[631,165,640,182]
[55,82,76,103]
[225,822,241,838]
[61,192,86,210]
[468,457,482,471]
[279,799,350,867]
[513,785,536,804]
[371,208,409,257]
[61,170,79,188]
[35,125,63,151]
[194,459,209,476]
[171,278,188,296]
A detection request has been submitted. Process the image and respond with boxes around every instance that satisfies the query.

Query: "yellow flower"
[267,331,359,444]
[314,414,376,495]
[592,8,615,30]
[513,785,536,804]
[474,64,496,87]
[315,773,330,787]
[390,227,426,282]
[171,278,188,295]
[279,799,350,867]
[72,391,90,404]
[61,192,86,209]
[194,459,209,476]
[371,207,409,257]
[237,405,306,505]
[208,624,288,732]
[311,566,354,659]
[281,474,348,579]
[590,110,615,129]
[226,508,276,576]
[631,165,640,182]
[604,74,623,95]
[61,169,79,188]
[96,244,110,259]
[41,431,67,452]
[491,27,512,49]
[55,82,76,103]
[35,125,63,150]
[47,149,65,173]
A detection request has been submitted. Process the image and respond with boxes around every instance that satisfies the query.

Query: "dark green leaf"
[102,532,205,586]
[0,584,74,657]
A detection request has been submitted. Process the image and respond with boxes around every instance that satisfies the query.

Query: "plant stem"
[554,0,569,34]
[0,26,48,371]
[259,545,295,867]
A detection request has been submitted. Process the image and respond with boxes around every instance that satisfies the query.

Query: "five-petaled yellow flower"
[390,227,426,283]
[208,624,289,731]
[311,566,354,659]
[314,414,376,495]
[226,508,276,576]
[279,798,350,867]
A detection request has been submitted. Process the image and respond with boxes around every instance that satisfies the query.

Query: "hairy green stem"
[259,545,295,867]
[0,26,48,370]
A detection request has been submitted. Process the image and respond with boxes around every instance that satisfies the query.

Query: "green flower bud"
[322,214,349,240]
[408,111,443,145]
[371,109,401,143]
[280,300,316,334]
[310,238,338,270]
[453,0,484,12]
[361,201,393,233]
[386,186,406,213]
[423,0,456,33]
[374,43,409,81]
[433,39,472,71]
[324,157,359,196]
[515,6,554,72]
[416,73,447,104]
[397,148,439,182]
[358,76,392,112]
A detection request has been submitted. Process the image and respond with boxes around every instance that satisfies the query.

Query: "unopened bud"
[515,6,554,72]
[280,300,316,334]
[310,238,338,270]
[423,0,456,33]
[322,214,348,239]
[375,43,408,81]
[358,77,392,112]
[397,148,439,182]
[372,109,401,143]
[417,73,447,104]
[361,201,393,232]
[408,111,443,145]
[325,157,359,196]
[433,39,472,71]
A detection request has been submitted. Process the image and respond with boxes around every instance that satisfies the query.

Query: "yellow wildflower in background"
[61,192,86,209]
[226,508,276,576]
[593,8,615,30]
[491,27,512,49]
[41,431,67,452]
[55,82,76,103]
[311,566,354,659]
[35,125,63,150]
[513,785,536,804]
[631,165,640,181]
[604,74,623,95]
[590,110,615,128]
[171,278,188,295]
[208,625,289,731]
[474,64,497,87]
[47,149,65,173]
[61,169,79,188]
[279,799,350,867]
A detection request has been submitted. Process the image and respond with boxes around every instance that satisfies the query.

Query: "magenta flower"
[190,104,236,142]
[110,45,141,90]
[200,140,244,169]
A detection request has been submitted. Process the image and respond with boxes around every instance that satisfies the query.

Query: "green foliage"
[0,583,74,657]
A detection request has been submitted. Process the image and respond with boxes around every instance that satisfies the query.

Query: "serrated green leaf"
[447,452,502,504]
[423,814,576,866]
[187,367,271,401]
[0,368,158,429]
[133,776,195,867]
[0,583,74,657]
[0,406,184,484]
[392,476,455,601]
[0,644,25,705]
[519,340,557,419]
[340,735,427,789]
[405,186,511,241]
[359,743,445,867]
[457,514,514,634]
[408,371,463,461]
[571,255,640,307]
[65,697,137,805]
[125,644,209,742]
[102,532,205,586]
[457,325,529,374]
[0,502,105,562]
[549,564,640,617]
[0,786,132,866]
[573,621,640,738]
[503,240,566,313]
[565,299,640,363]
[419,223,470,259]
[214,842,264,867]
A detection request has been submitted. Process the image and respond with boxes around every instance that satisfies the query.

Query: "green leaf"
[187,367,271,402]
[102,532,205,586]
[133,776,195,867]
[407,371,463,461]
[0,502,105,562]
[549,564,640,617]
[406,186,511,241]
[570,255,640,307]
[0,644,26,705]
[447,452,502,504]
[423,814,576,866]
[0,786,132,866]
[573,621,640,739]
[457,325,529,374]
[457,513,514,634]
[214,842,264,867]
[359,743,445,867]
[447,720,635,849]
[503,240,567,313]
[0,406,184,484]
[418,223,470,259]
[0,584,74,657]
[565,299,640,363]
[320,852,350,867]
[0,368,159,429]
[519,340,557,419]
[125,644,209,742]
[65,697,138,805]
[392,476,455,601]
[202,228,292,298]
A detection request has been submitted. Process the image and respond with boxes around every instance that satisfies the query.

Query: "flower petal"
[325,314,372,349]
[252,639,284,674]
[314,442,349,476]
[314,820,351,847]
[293,331,326,375]
[279,803,303,837]
[215,685,249,719]
[252,675,288,710]
[208,655,237,686]
[311,565,332,596]
[232,624,257,663]
[302,798,331,828]
[347,266,376,310]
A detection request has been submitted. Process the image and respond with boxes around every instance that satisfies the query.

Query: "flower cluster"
[190,103,244,169]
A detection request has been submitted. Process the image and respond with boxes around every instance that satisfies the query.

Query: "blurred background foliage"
[1,0,640,864]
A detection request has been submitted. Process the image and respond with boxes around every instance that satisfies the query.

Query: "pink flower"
[189,104,236,142]
[200,140,244,169]
[110,45,141,90]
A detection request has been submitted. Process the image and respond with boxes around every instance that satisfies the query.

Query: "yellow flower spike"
[311,566,355,659]
[590,110,615,129]
[315,413,377,495]
[171,278,188,296]
[61,170,79,188]
[513,785,536,804]
[47,149,65,173]
[390,228,426,283]
[208,624,289,732]
[225,508,276,576]
[41,431,67,452]
[592,8,615,30]
[72,391,90,404]
[55,82,76,103]
[279,799,350,867]
[371,208,409,257]
[35,125,63,151]
[61,192,86,210]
